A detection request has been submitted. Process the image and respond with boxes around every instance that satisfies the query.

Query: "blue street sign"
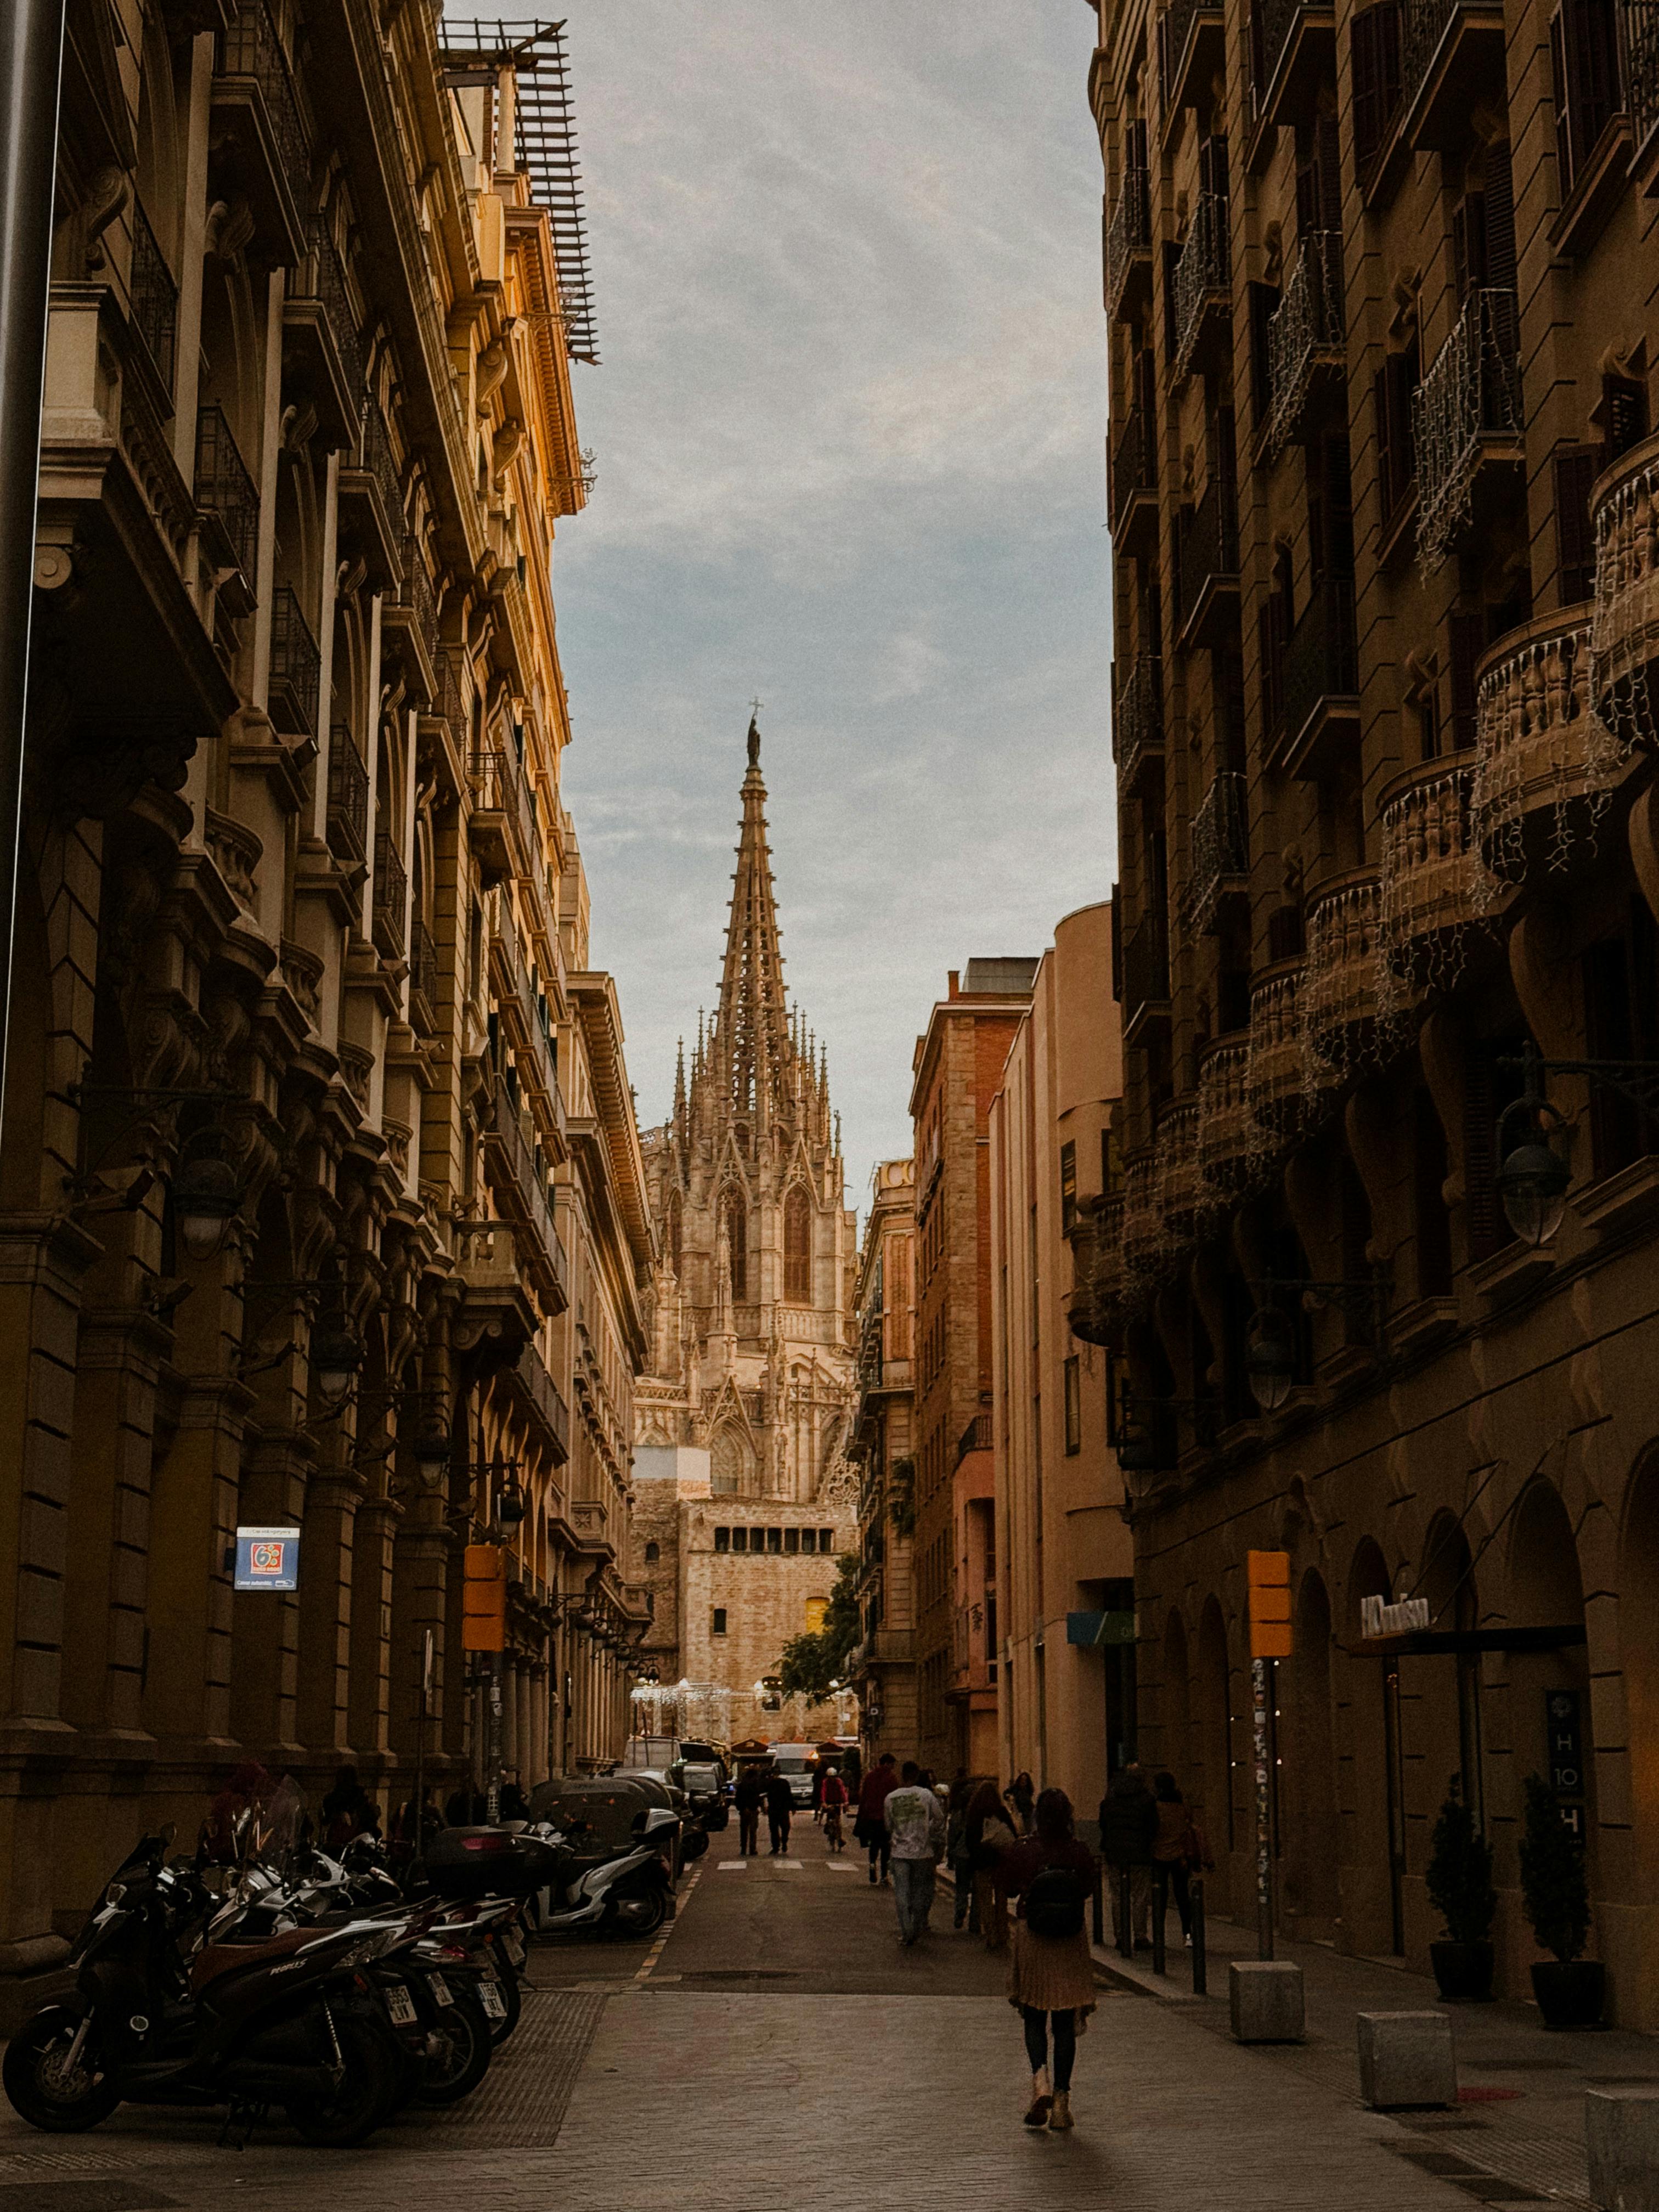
[234,1526,300,1592]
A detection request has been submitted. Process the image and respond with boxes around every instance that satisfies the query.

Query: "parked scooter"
[516,1819,674,1939]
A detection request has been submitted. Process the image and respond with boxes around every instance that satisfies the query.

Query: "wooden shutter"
[1557,0,1621,183]
[1200,133,1230,199]
[1390,344,1419,489]
[1483,143,1517,293]
[1259,602,1282,734]
[1602,371,1649,466]
[1554,444,1599,604]
[1550,10,1576,184]
[1448,609,1485,749]
[1353,8,1383,171]
[1374,364,1397,522]
[1128,116,1148,171]
[1163,242,1181,357]
[1250,280,1279,426]
[1220,641,1248,773]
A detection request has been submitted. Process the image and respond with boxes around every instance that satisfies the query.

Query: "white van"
[767,1744,821,1807]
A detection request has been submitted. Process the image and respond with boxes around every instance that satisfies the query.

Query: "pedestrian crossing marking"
[716,1859,747,1870]
[825,1859,856,1870]
[775,1858,802,1867]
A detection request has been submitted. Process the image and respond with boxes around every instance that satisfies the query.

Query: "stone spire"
[712,715,792,1124]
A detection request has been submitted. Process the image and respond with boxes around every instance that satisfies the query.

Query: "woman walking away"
[996,1788,1098,2132]
[967,1779,1018,1950]
[1005,1770,1037,1835]
[1152,1770,1199,1945]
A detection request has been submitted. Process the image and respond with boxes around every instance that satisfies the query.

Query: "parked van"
[768,1743,821,1807]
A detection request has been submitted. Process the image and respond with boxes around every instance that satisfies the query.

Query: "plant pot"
[1530,1959,1606,2029]
[1430,1939,1494,2003]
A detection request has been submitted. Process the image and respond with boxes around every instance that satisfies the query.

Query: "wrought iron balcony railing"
[1172,190,1229,381]
[291,213,364,398]
[400,533,437,651]
[268,584,320,737]
[410,915,439,1009]
[326,725,368,864]
[373,827,408,960]
[1111,403,1156,524]
[1183,770,1250,932]
[194,403,259,579]
[1122,909,1172,1019]
[1106,166,1152,311]
[354,392,404,544]
[1114,653,1164,784]
[1281,578,1358,752]
[219,0,311,217]
[1266,230,1344,456]
[129,201,177,392]
[1627,0,1659,165]
[1176,472,1239,631]
[1412,287,1522,569]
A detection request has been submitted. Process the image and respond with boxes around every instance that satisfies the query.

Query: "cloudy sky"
[534,3,1114,1212]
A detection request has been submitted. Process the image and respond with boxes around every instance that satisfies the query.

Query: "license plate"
[478,1982,506,2020]
[385,1986,416,2027]
[427,1974,453,2008]
[502,1933,524,1966]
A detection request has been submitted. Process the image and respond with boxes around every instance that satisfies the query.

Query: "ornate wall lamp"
[1245,1271,1392,1413]
[1494,1040,1659,1249]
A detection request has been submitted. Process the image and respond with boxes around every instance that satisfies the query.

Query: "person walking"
[996,1787,1098,2132]
[1099,1763,1159,1952]
[1005,1770,1037,1836]
[765,1767,794,1856]
[735,1765,764,1857]
[855,1751,901,1886]
[946,1773,978,1930]
[884,1760,946,1945]
[821,1767,849,1852]
[1151,1770,1210,1945]
[967,1778,1018,1949]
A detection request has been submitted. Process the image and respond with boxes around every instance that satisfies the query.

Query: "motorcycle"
[3,1813,404,2146]
[516,1820,674,1939]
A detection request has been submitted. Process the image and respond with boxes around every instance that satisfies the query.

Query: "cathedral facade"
[631,722,858,1744]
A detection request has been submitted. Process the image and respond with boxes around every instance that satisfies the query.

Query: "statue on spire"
[746,708,761,770]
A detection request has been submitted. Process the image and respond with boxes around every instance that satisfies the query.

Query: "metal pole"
[1152,1864,1167,1976]
[1190,1871,1207,1994]
[0,0,67,1141]
[486,1655,503,1820]
[1253,1656,1274,1959]
[409,1627,432,1888]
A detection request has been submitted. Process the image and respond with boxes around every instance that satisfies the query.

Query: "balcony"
[1265,231,1344,459]
[1171,191,1230,383]
[194,403,258,601]
[1110,405,1158,555]
[483,1075,570,1316]
[267,583,319,737]
[338,393,404,588]
[1629,0,1659,190]
[956,1413,992,1465]
[509,1340,572,1466]
[1379,754,1483,994]
[409,915,439,1024]
[1400,0,1506,153]
[1590,431,1659,753]
[469,747,538,885]
[1273,577,1359,775]
[326,725,368,866]
[372,826,407,961]
[1183,770,1249,933]
[1106,167,1153,318]
[1478,612,1639,891]
[1160,0,1226,119]
[1067,1193,1125,1345]
[1413,288,1523,570]
[1302,868,1387,1088]
[1113,653,1164,787]
[212,0,310,265]
[1121,1150,1165,1283]
[1122,909,1171,1037]
[283,216,362,447]
[453,1218,539,1356]
[1253,0,1337,126]
[1156,1097,1203,1241]
[128,201,177,399]
[1245,960,1305,1144]
[1176,472,1239,647]
[1198,1034,1254,1197]
[491,897,564,1148]
[382,533,438,706]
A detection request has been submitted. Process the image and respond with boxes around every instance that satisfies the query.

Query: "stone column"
[347,1493,398,1764]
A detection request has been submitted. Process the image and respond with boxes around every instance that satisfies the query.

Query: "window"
[805,1597,827,1631]
[645,1540,661,1563]
[731,1527,748,1553]
[1550,0,1622,197]
[1060,1141,1077,1237]
[766,1527,783,1553]
[714,1528,729,1553]
[1554,444,1599,606]
[721,1185,747,1299]
[784,1527,799,1554]
[1351,0,1403,179]
[667,1189,682,1278]
[820,1527,834,1551]
[784,1183,811,1301]
[1373,341,1419,534]
[712,1607,727,1637]
[1064,1356,1082,1455]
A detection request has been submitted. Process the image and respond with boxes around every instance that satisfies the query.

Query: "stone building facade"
[846,1159,919,1764]
[0,5,648,2015]
[991,902,1133,1823]
[630,726,857,1743]
[910,961,1037,1777]
[1085,0,1659,2021]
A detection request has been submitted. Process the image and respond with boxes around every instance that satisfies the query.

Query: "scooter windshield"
[245,1775,308,1878]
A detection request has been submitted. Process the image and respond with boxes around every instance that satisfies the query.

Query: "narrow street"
[0,1826,1599,2211]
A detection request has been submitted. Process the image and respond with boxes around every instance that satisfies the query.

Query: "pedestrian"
[320,1762,373,1852]
[498,1776,529,1822]
[884,1759,946,1945]
[821,1766,849,1852]
[765,1766,794,1855]
[392,1783,444,1866]
[967,1778,1018,1949]
[200,1760,270,1865]
[1151,1770,1210,1946]
[733,1766,763,1855]
[810,1762,826,1824]
[855,1751,901,1886]
[1098,1763,1159,1952]
[1005,1770,1036,1835]
[946,1773,979,1930]
[996,1787,1098,2132]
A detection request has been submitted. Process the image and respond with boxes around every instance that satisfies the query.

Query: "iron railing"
[1107,166,1152,308]
[410,915,439,1007]
[470,749,539,874]
[129,200,177,391]
[400,533,437,651]
[1282,578,1359,745]
[1400,0,1486,114]
[1114,654,1164,783]
[194,403,259,578]
[219,0,311,217]
[373,827,408,959]
[1112,404,1156,521]
[1185,771,1250,931]
[1627,0,1659,157]
[326,725,369,864]
[487,1075,567,1298]
[1163,0,1218,97]
[512,1341,571,1463]
[1266,230,1344,455]
[269,584,320,736]
[291,213,364,397]
[1177,471,1239,628]
[1412,287,1522,568]
[1172,190,1229,380]
[354,392,404,544]
[1255,0,1320,97]
[436,652,467,737]
[1122,910,1171,1014]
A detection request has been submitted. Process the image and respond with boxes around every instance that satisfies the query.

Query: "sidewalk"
[1090,1904,1659,2208]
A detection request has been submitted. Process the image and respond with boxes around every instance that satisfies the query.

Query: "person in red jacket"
[821,1768,849,1852]
[855,1752,901,1886]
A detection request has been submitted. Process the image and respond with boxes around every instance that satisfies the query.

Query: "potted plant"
[1517,1772,1604,2028]
[1425,1779,1496,2001]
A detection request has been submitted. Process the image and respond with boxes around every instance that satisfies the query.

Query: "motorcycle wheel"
[483,1959,522,2046]
[606,1883,668,1939]
[286,2014,399,2148]
[415,1987,492,2107]
[3,2011,119,2134]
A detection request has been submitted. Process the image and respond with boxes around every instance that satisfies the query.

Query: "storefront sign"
[234,1526,300,1592]
[1360,1594,1430,1638]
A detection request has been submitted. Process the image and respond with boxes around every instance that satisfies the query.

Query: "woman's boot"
[1048,2091,1074,2131]
[1023,2072,1052,2128]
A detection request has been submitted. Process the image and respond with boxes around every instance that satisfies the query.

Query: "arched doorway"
[1417,1509,1484,1835]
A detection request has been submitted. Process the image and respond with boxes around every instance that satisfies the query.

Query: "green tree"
[1425,1778,1496,1944]
[1517,1772,1589,1962]
[777,1554,861,1704]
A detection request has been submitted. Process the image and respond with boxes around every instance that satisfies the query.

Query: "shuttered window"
[1554,444,1599,605]
[1374,342,1419,531]
[1447,609,1486,751]
[1249,280,1280,427]
[1602,371,1649,466]
[1550,0,1623,193]
[1352,0,1403,178]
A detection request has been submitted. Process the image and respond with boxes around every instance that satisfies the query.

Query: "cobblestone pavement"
[0,1824,1615,2209]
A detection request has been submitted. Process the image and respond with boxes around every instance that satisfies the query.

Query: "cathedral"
[631,719,859,1745]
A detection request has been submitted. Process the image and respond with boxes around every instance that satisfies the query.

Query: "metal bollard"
[1092,1863,1105,1946]
[1191,1874,1207,1995]
[1115,1865,1132,1957]
[1152,1866,1167,1976]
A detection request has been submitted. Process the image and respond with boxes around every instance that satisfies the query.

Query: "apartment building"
[847,1159,920,1765]
[1086,0,1659,2021]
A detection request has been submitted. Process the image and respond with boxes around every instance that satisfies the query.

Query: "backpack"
[1023,1863,1087,1940]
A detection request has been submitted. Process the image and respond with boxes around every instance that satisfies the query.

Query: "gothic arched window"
[723,1187,747,1300]
[784,1184,811,1302]
[711,1426,747,1494]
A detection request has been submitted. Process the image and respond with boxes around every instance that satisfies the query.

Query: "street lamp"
[1495,1044,1573,1250]
[172,1140,241,1261]
[312,1325,363,1408]
[1245,1304,1297,1414]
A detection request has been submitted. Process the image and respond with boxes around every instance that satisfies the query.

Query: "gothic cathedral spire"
[713,714,793,1124]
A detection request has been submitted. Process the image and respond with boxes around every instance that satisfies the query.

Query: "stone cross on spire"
[713,713,791,1120]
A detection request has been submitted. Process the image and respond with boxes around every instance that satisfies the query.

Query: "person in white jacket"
[883,1761,947,1945]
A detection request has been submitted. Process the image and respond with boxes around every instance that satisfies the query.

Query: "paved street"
[0,1820,1621,2209]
